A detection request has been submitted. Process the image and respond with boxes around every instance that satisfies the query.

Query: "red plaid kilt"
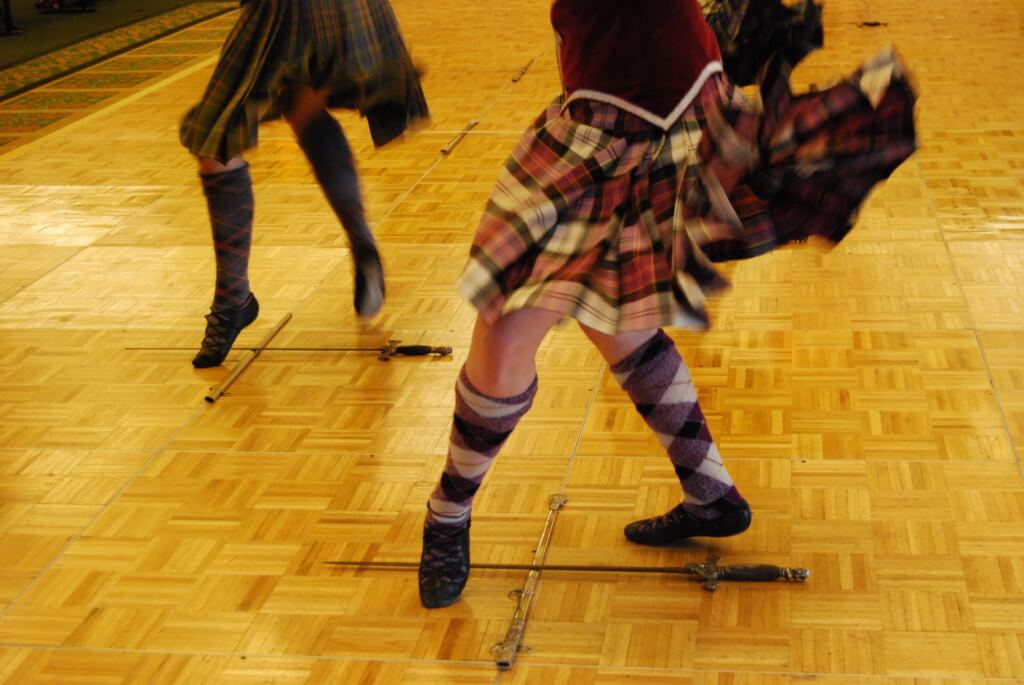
[457,48,916,334]
[180,0,428,162]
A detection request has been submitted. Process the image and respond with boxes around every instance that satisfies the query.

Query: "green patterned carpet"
[0,2,233,99]
[0,3,235,153]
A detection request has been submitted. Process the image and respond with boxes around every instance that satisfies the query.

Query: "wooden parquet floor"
[1,0,1023,682]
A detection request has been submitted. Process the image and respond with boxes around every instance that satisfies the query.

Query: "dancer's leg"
[420,308,562,608]
[192,154,259,368]
[286,87,384,319]
[581,325,751,544]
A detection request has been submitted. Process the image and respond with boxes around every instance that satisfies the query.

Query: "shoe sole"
[623,511,752,546]
[419,592,462,609]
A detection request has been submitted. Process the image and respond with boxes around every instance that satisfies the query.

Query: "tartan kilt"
[456,48,917,334]
[180,0,429,162]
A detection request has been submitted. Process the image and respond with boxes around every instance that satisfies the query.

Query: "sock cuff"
[426,502,471,526]
[610,329,673,376]
[199,162,252,190]
[457,365,538,409]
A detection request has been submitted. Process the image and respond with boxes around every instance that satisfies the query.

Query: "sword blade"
[325,560,699,575]
[324,559,809,583]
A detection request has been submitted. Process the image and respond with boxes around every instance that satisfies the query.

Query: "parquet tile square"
[883,632,985,677]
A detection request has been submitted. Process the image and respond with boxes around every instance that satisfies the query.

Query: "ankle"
[682,500,720,520]
[350,235,378,263]
[682,491,748,520]
[426,505,470,529]
[211,292,251,313]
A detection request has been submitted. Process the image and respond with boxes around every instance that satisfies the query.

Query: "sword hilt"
[684,556,810,590]
[379,340,453,361]
[396,345,452,357]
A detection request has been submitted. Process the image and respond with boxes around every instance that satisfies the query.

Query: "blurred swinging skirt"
[180,0,429,161]
[456,49,917,334]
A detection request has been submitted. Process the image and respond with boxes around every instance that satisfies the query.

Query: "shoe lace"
[636,504,690,534]
[421,526,467,581]
[200,310,232,349]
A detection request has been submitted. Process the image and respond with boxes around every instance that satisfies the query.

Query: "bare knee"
[198,155,247,175]
[464,309,560,396]
[466,322,536,394]
[580,324,659,367]
[284,87,330,133]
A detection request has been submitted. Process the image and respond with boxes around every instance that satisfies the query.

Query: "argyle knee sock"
[200,164,253,312]
[427,366,538,527]
[295,110,376,262]
[610,330,746,518]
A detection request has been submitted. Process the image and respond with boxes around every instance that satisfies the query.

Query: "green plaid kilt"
[701,0,823,86]
[456,49,917,334]
[180,0,428,161]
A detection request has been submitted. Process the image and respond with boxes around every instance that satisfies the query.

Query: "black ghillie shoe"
[192,293,259,368]
[419,520,470,609]
[624,499,752,546]
[353,249,385,320]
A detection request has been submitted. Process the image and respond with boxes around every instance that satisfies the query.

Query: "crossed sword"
[326,555,809,591]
